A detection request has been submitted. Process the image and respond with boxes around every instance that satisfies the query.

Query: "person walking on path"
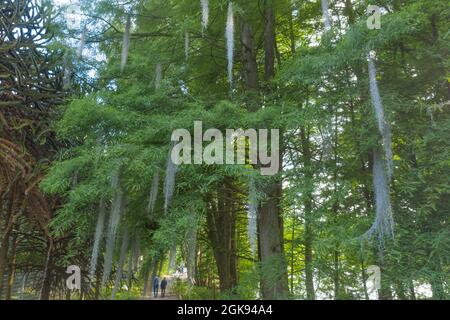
[153,276,160,298]
[160,277,168,297]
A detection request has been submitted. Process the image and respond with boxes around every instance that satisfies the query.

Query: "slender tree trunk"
[408,279,416,300]
[304,204,314,300]
[230,199,237,287]
[94,256,103,300]
[289,218,296,293]
[377,254,393,300]
[0,189,17,297]
[0,231,11,298]
[332,119,341,300]
[111,230,129,299]
[264,0,276,81]
[142,259,151,297]
[301,128,315,300]
[333,249,340,300]
[127,253,133,290]
[361,261,370,300]
[6,233,18,300]
[39,238,54,300]
[195,248,202,286]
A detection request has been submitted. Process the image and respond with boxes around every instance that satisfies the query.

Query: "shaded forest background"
[0,0,448,300]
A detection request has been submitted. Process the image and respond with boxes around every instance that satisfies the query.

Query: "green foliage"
[38,0,450,300]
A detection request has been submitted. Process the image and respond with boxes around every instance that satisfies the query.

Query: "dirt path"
[141,275,182,300]
[142,294,180,300]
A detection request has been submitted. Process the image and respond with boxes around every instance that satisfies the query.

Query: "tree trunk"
[408,279,416,300]
[301,128,315,300]
[361,261,370,300]
[0,231,11,298]
[0,187,17,297]
[94,256,103,300]
[289,217,296,293]
[39,238,54,300]
[142,259,151,297]
[241,21,259,92]
[206,183,237,292]
[6,233,18,300]
[258,180,289,299]
[111,230,129,299]
[255,0,289,300]
[304,201,315,300]
[377,255,393,300]
[333,249,340,300]
[229,200,237,287]
[264,0,276,81]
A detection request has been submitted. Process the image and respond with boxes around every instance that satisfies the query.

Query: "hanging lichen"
[186,217,198,285]
[76,25,87,59]
[200,0,209,31]
[366,52,394,250]
[126,249,134,289]
[185,29,190,61]
[321,0,331,32]
[427,107,437,128]
[248,177,258,256]
[322,110,334,161]
[111,229,130,299]
[163,150,179,215]
[102,167,125,288]
[63,55,72,90]
[88,199,106,283]
[131,234,140,272]
[225,2,234,85]
[155,63,163,89]
[147,172,159,216]
[168,244,177,273]
[361,52,395,250]
[364,149,395,248]
[121,15,131,72]
[368,51,394,180]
